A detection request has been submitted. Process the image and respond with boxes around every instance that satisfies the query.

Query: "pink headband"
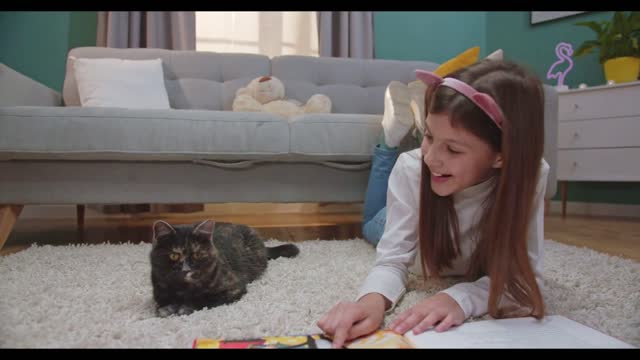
[415,70,504,130]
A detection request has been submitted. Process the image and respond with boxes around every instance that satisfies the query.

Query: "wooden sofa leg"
[77,205,85,242]
[77,205,85,229]
[0,205,23,251]
[544,199,550,216]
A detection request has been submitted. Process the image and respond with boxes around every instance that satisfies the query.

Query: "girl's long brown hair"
[418,60,545,319]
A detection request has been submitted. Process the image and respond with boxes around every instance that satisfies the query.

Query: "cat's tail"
[266,244,300,260]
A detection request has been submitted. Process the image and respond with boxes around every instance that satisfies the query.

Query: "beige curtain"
[316,11,374,58]
[97,11,195,49]
[195,12,319,57]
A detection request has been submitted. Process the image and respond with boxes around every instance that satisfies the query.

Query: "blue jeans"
[362,144,399,246]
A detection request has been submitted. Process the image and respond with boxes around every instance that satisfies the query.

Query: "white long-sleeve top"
[357,148,549,319]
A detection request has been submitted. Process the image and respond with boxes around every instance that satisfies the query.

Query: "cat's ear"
[193,219,215,242]
[152,220,175,245]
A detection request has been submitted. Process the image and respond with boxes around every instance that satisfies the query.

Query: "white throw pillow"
[72,57,171,109]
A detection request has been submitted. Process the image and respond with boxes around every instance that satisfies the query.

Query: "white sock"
[381,81,413,148]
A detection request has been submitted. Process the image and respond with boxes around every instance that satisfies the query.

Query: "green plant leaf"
[574,40,601,57]
[630,11,640,30]
[574,12,640,63]
[612,12,626,35]
[575,21,604,35]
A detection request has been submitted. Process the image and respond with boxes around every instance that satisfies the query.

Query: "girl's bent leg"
[362,144,399,225]
[362,206,387,247]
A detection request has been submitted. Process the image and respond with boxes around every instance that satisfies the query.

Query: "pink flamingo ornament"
[547,42,574,89]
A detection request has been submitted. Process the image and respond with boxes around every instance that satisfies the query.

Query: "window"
[196,12,319,57]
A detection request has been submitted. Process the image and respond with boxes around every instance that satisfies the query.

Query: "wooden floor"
[544,215,640,261]
[1,204,639,262]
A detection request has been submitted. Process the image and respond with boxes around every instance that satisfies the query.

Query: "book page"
[404,315,634,348]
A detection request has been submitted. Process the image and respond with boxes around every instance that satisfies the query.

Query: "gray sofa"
[0,47,558,249]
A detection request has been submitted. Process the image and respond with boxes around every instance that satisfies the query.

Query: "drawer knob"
[573,132,579,138]
[573,161,578,167]
[573,103,579,110]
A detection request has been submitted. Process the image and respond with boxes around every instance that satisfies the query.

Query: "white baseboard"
[549,201,640,218]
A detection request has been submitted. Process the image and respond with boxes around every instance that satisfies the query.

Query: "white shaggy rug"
[0,238,638,348]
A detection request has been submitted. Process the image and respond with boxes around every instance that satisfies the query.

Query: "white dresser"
[557,80,640,217]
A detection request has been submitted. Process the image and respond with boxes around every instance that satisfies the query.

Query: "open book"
[193,315,634,349]
[192,331,413,349]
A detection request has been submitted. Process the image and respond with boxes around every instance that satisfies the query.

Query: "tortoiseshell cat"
[150,219,299,317]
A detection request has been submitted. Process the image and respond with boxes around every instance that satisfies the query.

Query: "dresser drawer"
[558,82,640,121]
[558,148,640,181]
[558,116,640,149]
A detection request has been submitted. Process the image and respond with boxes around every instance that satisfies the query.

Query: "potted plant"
[574,11,640,83]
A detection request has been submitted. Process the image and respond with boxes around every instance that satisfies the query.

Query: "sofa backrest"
[272,55,439,114]
[63,47,271,111]
[63,47,439,114]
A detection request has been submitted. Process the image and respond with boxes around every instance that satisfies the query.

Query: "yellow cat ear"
[433,46,481,77]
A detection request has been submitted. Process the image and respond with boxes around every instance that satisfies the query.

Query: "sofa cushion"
[0,107,289,161]
[289,113,382,162]
[64,47,271,111]
[72,57,171,109]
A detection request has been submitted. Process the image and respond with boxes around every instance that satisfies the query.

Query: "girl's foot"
[408,79,427,137]
[381,81,413,148]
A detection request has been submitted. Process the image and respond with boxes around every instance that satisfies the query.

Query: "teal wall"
[0,11,96,92]
[374,11,640,205]
[375,12,487,62]
[69,12,98,51]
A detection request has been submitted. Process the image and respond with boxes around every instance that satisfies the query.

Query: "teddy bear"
[232,75,331,118]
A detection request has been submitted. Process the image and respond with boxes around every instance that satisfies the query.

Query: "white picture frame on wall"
[531,12,586,25]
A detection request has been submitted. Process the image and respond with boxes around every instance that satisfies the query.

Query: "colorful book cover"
[193,334,333,349]
[193,330,415,349]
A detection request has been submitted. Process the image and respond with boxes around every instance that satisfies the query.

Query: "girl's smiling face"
[421,112,502,197]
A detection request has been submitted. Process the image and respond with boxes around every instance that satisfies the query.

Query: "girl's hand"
[317,293,388,348]
[388,292,465,335]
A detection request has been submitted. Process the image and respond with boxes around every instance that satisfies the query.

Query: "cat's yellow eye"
[193,252,204,260]
[169,252,180,261]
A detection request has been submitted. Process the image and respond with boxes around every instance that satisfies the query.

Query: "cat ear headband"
[415,69,504,130]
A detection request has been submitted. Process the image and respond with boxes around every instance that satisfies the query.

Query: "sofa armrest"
[542,84,558,200]
[0,63,62,107]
